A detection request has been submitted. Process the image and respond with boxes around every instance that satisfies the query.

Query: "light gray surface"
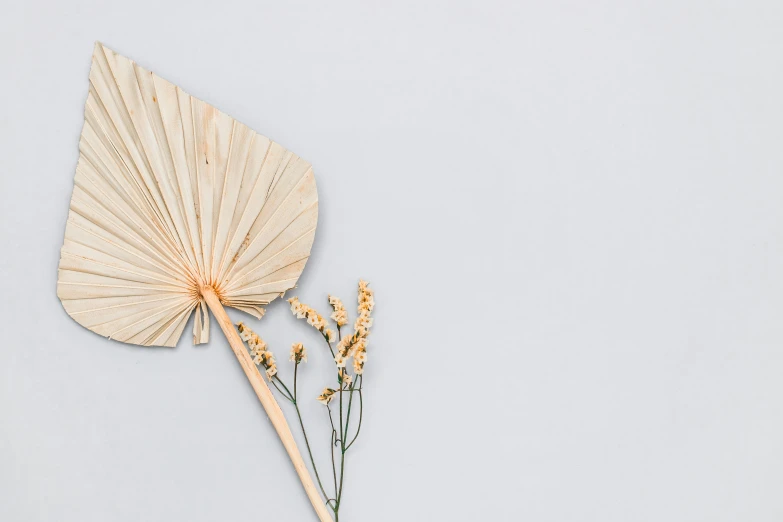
[2,1,783,520]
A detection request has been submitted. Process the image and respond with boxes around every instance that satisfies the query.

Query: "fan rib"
[101,47,189,265]
[83,94,183,257]
[216,140,282,283]
[91,49,179,252]
[221,164,314,284]
[66,208,193,287]
[225,219,316,292]
[70,181,193,284]
[138,66,201,280]
[214,129,258,285]
[86,75,195,285]
[66,294,185,316]
[212,123,252,286]
[156,76,204,281]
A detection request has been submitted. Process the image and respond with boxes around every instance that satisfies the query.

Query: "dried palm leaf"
[57,43,330,521]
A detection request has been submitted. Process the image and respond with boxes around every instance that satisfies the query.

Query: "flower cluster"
[316,387,337,405]
[328,295,348,327]
[356,280,374,333]
[288,297,336,342]
[337,367,352,388]
[334,280,375,375]
[234,279,375,521]
[237,322,277,380]
[289,342,308,364]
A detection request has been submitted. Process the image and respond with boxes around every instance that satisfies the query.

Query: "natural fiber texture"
[57,43,318,347]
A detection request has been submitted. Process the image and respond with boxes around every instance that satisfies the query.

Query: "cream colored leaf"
[57,43,318,347]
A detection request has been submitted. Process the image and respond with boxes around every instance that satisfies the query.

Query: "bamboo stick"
[201,286,333,522]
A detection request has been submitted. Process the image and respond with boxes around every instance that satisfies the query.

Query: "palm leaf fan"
[57,43,331,522]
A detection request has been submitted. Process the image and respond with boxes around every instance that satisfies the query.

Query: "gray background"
[2,1,783,521]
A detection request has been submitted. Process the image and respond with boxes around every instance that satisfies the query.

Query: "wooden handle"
[201,287,333,522]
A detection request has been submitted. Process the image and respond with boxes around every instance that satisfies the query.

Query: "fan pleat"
[226,209,317,292]
[221,161,313,283]
[58,43,317,347]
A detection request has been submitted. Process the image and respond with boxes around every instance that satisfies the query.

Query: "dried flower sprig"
[337,367,352,388]
[237,322,277,380]
[236,321,325,502]
[242,280,375,521]
[288,297,336,343]
[334,280,375,375]
[328,295,348,327]
[317,387,337,405]
[290,342,308,364]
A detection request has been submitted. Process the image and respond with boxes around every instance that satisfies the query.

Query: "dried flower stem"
[292,362,331,503]
[329,340,365,519]
[240,280,374,521]
[345,378,364,451]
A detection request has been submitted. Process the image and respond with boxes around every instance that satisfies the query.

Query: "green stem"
[324,333,336,359]
[336,378,347,510]
[337,439,346,512]
[272,375,294,402]
[344,379,356,438]
[345,388,363,450]
[293,360,298,398]
[327,405,339,497]
[270,377,293,402]
[345,375,364,450]
[291,362,331,506]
